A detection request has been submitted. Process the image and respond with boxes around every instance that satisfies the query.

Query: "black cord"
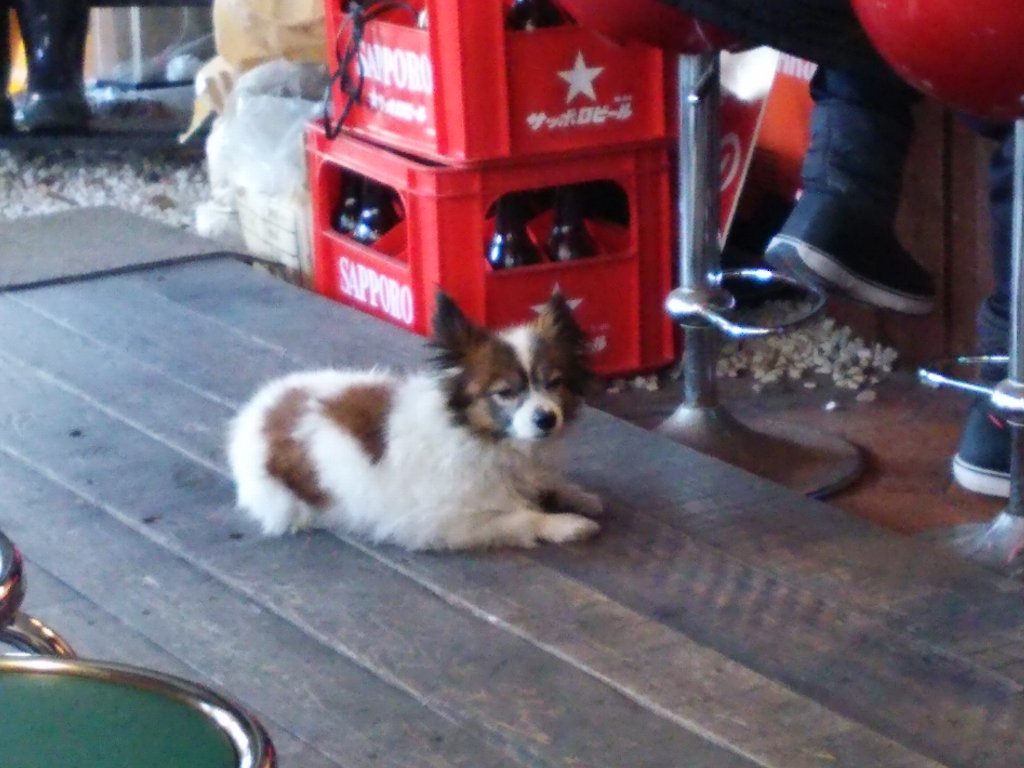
[322,1,419,140]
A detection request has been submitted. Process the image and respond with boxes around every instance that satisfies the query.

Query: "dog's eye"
[547,375,565,389]
[491,386,516,401]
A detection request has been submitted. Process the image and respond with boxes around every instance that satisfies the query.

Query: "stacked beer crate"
[307,0,676,375]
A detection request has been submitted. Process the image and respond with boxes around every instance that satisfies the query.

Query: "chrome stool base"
[918,121,1024,573]
[658,405,863,498]
[663,51,861,498]
[944,512,1024,575]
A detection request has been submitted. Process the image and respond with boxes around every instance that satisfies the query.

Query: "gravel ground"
[0,149,209,230]
[0,148,897,393]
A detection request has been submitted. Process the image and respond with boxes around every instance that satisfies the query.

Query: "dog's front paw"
[568,489,604,517]
[538,513,600,544]
[546,484,604,517]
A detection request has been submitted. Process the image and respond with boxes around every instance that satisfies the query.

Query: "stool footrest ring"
[918,354,1008,397]
[665,268,826,338]
[918,355,1024,424]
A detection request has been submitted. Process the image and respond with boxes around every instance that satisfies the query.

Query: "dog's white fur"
[227,354,602,551]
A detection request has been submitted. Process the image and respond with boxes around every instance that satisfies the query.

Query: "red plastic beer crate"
[307,124,675,375]
[323,0,668,164]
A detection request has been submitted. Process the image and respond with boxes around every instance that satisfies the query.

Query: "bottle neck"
[553,185,584,225]
[495,194,529,232]
[508,0,563,30]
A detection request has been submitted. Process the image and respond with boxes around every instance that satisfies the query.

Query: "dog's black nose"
[533,408,558,432]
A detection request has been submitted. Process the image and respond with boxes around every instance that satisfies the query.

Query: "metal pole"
[681,333,718,406]
[677,53,721,408]
[1010,120,1024,383]
[659,53,862,496]
[936,121,1024,567]
[1005,119,1024,517]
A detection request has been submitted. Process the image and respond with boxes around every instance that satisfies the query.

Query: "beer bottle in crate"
[548,184,597,261]
[352,181,402,245]
[486,192,542,269]
[507,0,564,30]
[333,173,363,236]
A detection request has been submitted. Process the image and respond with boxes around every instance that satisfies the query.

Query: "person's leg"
[764,65,936,314]
[1,6,12,131]
[976,123,1013,364]
[12,0,90,132]
[954,124,1013,497]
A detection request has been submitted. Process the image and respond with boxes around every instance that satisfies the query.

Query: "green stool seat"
[0,658,275,768]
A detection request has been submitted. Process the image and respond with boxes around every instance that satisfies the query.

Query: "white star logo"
[558,52,604,104]
[531,284,583,315]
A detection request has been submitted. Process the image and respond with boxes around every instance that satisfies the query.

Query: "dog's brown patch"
[462,338,526,396]
[529,337,584,421]
[264,388,331,508]
[452,337,526,438]
[321,384,394,463]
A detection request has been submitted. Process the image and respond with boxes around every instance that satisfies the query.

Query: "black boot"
[1,8,12,131]
[12,0,90,132]
[764,67,936,314]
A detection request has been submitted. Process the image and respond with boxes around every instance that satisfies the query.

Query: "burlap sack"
[186,0,325,138]
[213,0,325,71]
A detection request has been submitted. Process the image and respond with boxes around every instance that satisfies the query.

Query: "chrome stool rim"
[2,613,76,657]
[0,656,276,768]
[1,530,75,657]
[0,531,26,629]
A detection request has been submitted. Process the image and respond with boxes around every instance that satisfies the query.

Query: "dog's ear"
[537,291,594,394]
[431,289,484,367]
[538,291,586,355]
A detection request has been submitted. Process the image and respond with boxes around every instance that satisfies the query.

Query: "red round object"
[851,0,1024,120]
[559,0,738,54]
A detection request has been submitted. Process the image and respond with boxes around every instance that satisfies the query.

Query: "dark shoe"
[953,399,1010,498]
[15,90,90,132]
[765,192,936,314]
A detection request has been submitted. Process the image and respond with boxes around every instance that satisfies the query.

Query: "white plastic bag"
[196,58,326,276]
[216,59,326,197]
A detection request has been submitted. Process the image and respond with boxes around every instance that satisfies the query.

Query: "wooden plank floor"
[596,372,1003,535]
[4,257,1024,767]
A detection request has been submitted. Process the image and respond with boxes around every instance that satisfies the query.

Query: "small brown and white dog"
[226,290,602,551]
